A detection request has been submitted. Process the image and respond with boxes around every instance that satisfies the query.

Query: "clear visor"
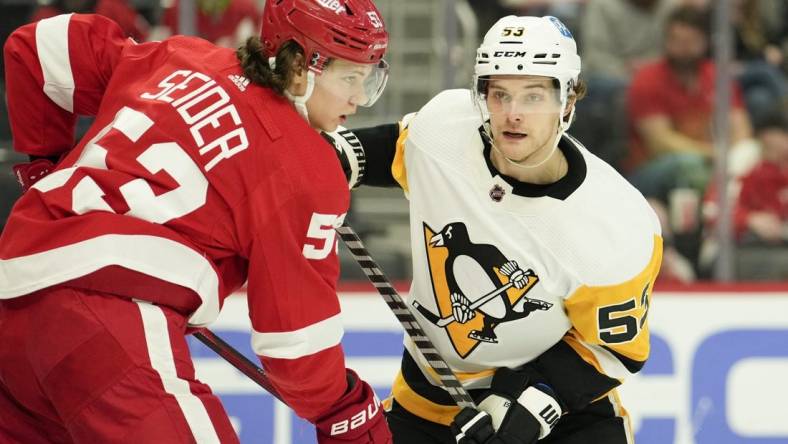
[475,76,563,117]
[314,58,389,107]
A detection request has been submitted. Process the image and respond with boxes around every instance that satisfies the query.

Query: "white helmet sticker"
[548,16,573,38]
[317,0,346,15]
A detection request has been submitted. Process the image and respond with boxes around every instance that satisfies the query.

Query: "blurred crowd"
[0,0,786,281]
[28,0,259,47]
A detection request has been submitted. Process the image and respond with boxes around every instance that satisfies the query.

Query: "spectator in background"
[734,109,788,245]
[467,0,518,41]
[625,5,755,280]
[699,107,787,278]
[582,0,672,83]
[676,0,708,9]
[626,5,753,206]
[575,0,673,169]
[499,0,585,32]
[157,0,260,48]
[731,0,787,128]
[31,0,149,41]
[468,1,585,46]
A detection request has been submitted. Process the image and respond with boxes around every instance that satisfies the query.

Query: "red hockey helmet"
[261,0,388,71]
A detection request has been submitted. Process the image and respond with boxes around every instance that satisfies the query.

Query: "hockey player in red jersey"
[0,1,392,442]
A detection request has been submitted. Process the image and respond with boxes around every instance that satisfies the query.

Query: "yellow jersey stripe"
[391,126,409,192]
[390,370,461,426]
[565,235,663,362]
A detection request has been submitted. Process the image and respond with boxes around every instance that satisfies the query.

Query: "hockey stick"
[193,329,284,403]
[413,283,553,328]
[413,283,514,327]
[336,224,476,409]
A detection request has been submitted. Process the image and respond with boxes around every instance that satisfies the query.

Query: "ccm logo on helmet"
[329,395,382,435]
[493,51,527,57]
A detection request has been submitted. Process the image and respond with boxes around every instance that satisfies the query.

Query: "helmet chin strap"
[270,57,316,123]
[284,70,316,122]
[492,132,559,170]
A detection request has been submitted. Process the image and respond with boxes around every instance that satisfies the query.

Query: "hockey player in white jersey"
[327,15,663,444]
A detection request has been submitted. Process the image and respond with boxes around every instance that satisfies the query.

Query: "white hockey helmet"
[473,15,581,130]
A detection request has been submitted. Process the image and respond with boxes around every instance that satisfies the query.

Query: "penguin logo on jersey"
[412,222,553,358]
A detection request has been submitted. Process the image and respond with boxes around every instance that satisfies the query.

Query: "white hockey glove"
[451,292,476,324]
[322,126,366,189]
[476,367,563,443]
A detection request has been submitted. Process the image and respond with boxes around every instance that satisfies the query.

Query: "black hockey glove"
[474,367,564,444]
[322,126,365,189]
[450,407,496,444]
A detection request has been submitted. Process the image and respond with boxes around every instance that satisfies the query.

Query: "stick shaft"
[336,224,476,409]
[193,329,284,403]
[437,283,515,327]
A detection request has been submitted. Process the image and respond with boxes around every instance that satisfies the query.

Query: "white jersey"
[387,89,663,424]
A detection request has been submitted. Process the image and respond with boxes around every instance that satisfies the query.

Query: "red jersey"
[735,160,788,237]
[625,59,745,172]
[0,13,350,421]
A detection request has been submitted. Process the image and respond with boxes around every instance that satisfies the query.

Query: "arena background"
[192,283,788,444]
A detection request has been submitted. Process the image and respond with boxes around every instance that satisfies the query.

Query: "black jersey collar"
[480,126,587,200]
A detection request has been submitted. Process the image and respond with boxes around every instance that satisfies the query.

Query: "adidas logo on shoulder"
[228,74,250,92]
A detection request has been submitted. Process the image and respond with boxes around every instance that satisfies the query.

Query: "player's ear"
[286,54,308,96]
